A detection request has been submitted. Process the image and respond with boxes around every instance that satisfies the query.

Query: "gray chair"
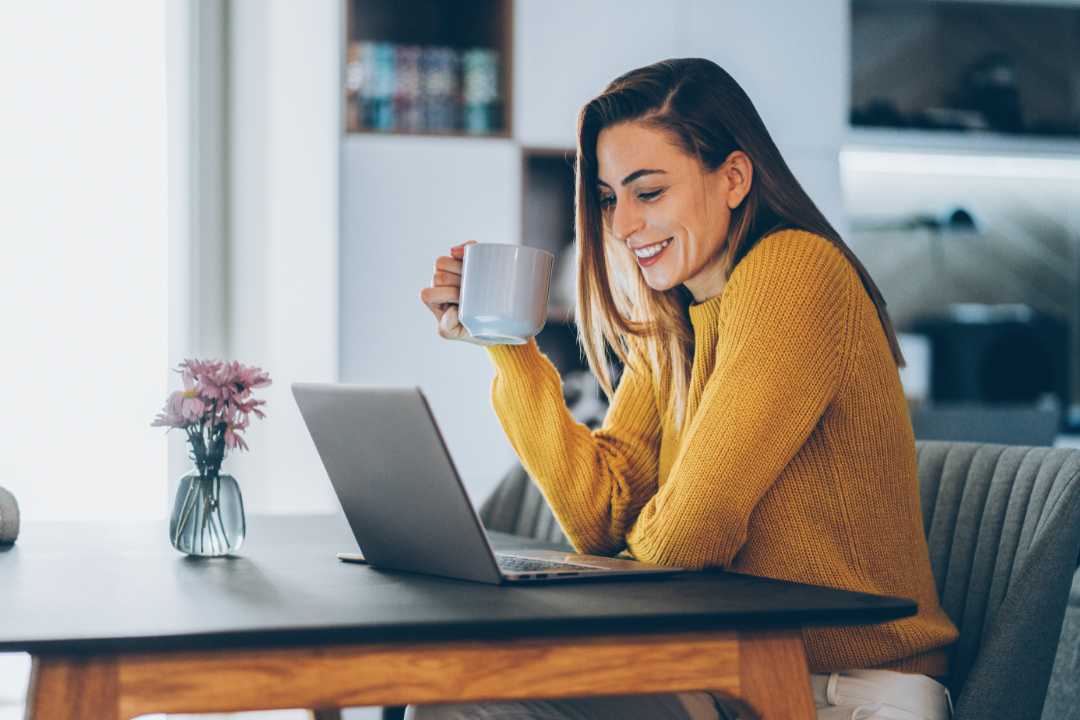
[1043,568,1080,719]
[480,441,1080,720]
[480,464,571,550]
[916,442,1080,720]
[910,405,1061,447]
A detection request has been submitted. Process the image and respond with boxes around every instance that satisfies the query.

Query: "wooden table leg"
[734,628,815,720]
[26,655,122,720]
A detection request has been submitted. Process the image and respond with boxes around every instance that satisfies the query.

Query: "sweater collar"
[687,292,724,330]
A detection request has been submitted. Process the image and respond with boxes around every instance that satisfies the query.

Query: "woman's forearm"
[487,340,660,555]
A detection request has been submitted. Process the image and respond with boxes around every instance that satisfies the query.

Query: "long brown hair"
[575,58,903,426]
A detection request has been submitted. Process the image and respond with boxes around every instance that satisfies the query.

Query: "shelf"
[546,306,575,324]
[522,149,575,256]
[522,148,578,330]
[519,147,581,376]
[522,145,577,158]
[343,0,512,138]
[844,127,1080,159]
[345,128,512,142]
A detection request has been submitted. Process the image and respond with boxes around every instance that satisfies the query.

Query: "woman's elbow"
[627,519,748,569]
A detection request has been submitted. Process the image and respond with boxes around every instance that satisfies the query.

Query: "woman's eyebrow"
[597,169,667,188]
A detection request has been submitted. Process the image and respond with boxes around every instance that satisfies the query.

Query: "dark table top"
[0,514,915,654]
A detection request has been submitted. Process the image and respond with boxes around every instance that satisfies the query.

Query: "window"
[0,0,169,521]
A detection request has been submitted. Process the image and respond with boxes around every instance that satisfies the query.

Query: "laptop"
[292,383,684,584]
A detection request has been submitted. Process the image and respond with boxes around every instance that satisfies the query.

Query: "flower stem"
[172,478,198,548]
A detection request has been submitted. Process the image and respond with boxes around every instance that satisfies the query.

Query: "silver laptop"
[292,383,683,584]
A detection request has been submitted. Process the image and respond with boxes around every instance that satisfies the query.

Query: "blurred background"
[3,0,1080,718]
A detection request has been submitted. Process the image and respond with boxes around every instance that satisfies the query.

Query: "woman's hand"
[420,240,488,345]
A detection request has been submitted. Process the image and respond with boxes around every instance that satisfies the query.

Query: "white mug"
[459,243,555,345]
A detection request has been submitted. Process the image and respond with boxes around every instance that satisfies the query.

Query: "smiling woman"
[575,59,903,429]
[417,58,959,720]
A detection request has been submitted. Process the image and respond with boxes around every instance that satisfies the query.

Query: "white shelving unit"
[845,127,1080,159]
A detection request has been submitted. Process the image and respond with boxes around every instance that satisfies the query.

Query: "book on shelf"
[346,40,501,134]
[462,48,500,135]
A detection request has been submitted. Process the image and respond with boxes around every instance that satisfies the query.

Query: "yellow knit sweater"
[485,229,958,675]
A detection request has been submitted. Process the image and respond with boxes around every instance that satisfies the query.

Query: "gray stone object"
[0,486,19,544]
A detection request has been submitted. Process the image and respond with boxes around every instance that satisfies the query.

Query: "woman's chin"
[640,270,680,293]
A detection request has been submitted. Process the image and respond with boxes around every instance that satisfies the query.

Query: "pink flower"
[233,363,271,391]
[152,358,271,456]
[151,391,188,428]
[180,392,206,423]
[223,425,249,451]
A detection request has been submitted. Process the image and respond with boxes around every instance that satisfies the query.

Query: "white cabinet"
[340,135,522,501]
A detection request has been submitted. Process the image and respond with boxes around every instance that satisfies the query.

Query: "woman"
[416,58,958,720]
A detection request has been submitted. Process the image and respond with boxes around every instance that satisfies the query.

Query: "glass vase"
[169,468,246,557]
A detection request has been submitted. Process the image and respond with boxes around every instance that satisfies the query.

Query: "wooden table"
[0,515,915,719]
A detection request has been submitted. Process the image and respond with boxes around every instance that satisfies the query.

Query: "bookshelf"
[521,147,587,377]
[343,0,512,138]
[522,147,576,312]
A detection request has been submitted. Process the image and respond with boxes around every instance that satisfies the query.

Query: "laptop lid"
[292,383,504,584]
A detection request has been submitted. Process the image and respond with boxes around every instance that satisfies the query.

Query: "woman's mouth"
[634,238,672,267]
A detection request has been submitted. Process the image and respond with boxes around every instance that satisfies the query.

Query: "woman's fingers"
[432,269,460,287]
[419,285,459,317]
[449,240,478,259]
[437,304,466,340]
[420,242,478,343]
[434,255,463,276]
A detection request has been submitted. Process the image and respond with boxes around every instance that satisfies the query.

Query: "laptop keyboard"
[496,555,596,573]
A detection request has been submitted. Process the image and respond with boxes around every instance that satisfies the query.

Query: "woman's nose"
[610,201,644,243]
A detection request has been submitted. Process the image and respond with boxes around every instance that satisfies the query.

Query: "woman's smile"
[632,237,673,267]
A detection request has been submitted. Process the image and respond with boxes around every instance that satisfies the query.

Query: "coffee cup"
[459,243,555,345]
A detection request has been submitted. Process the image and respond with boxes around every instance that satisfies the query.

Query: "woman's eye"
[598,189,662,209]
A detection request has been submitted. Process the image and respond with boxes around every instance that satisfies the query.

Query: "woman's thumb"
[439,304,462,337]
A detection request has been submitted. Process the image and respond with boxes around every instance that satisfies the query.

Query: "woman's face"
[595,121,751,302]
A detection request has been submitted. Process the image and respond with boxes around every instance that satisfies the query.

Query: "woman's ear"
[723,151,753,209]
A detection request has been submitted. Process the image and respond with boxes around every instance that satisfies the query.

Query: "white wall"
[682,1,849,234]
[227,0,341,515]
[513,0,685,148]
[0,0,169,522]
[339,136,522,503]
[167,0,234,503]
[514,0,847,149]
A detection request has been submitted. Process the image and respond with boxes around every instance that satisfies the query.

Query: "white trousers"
[808,670,953,720]
[405,669,953,720]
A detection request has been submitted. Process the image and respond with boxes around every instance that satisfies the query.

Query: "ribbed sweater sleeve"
[485,340,661,555]
[625,239,854,568]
